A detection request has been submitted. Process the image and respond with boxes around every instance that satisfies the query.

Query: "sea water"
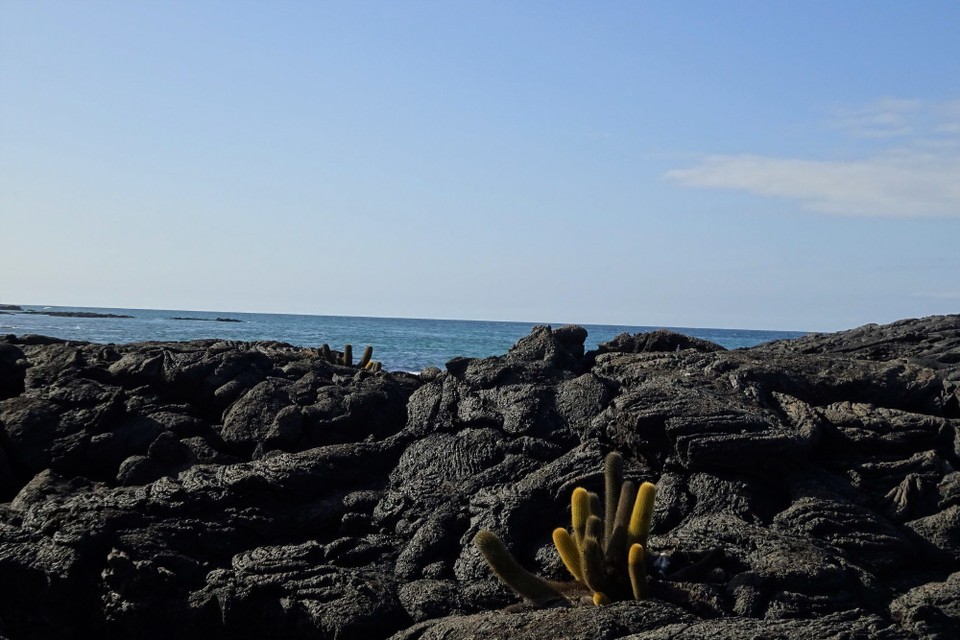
[0,305,807,372]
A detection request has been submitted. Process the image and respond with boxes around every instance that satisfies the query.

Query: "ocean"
[0,305,807,372]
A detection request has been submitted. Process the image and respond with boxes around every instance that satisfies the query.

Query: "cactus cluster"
[474,452,657,607]
[319,343,382,372]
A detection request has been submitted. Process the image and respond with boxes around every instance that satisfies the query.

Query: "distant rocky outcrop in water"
[0,316,958,639]
[7,309,135,319]
[170,316,243,323]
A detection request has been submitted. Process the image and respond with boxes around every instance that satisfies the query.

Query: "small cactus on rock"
[318,343,382,372]
[474,452,657,608]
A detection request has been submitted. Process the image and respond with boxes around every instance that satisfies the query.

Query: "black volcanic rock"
[0,338,420,497]
[0,315,959,639]
[754,314,960,377]
[0,342,26,400]
[593,328,726,355]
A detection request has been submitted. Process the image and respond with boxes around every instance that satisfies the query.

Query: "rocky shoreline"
[0,315,958,639]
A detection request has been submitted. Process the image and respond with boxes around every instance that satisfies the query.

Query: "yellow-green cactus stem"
[628,481,656,549]
[589,492,602,523]
[605,480,636,568]
[474,531,564,606]
[357,345,373,369]
[593,591,611,606]
[571,487,590,547]
[585,514,603,544]
[580,536,608,595]
[614,481,637,531]
[552,527,583,582]
[320,344,334,363]
[604,452,623,545]
[628,543,647,599]
[341,344,353,366]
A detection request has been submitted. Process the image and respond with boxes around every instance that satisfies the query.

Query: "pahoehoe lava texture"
[0,316,958,639]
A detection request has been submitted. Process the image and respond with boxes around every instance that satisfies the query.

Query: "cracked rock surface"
[1,315,958,639]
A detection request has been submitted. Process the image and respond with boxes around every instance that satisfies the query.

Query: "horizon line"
[3,301,815,335]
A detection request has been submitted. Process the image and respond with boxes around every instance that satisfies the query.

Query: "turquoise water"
[0,305,807,372]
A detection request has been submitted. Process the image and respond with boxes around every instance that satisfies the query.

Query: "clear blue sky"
[2,1,958,331]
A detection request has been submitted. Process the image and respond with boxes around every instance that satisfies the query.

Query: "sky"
[1,1,958,332]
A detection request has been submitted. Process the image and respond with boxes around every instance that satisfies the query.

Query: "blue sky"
[2,1,958,331]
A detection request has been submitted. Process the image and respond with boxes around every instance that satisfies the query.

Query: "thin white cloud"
[667,99,960,218]
[667,150,960,217]
[830,98,922,139]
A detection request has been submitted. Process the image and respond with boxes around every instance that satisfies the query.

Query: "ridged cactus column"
[550,452,658,604]
[476,451,658,608]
